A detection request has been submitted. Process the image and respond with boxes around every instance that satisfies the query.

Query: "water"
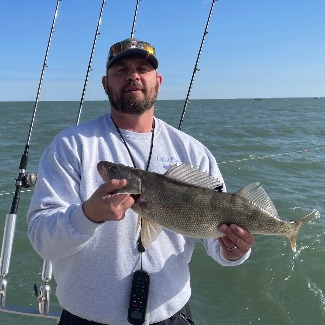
[0,98,324,324]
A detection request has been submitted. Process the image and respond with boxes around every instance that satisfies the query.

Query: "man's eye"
[138,66,150,72]
[115,68,126,74]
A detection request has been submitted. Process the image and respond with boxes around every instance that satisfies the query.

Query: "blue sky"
[1,0,324,101]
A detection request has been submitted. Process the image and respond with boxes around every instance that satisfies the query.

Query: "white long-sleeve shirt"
[27,114,250,324]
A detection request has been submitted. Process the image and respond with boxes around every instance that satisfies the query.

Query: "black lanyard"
[111,115,155,256]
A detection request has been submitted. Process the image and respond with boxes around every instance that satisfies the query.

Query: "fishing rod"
[76,0,106,125]
[0,0,62,312]
[131,0,142,38]
[38,0,108,316]
[178,0,217,131]
[31,0,107,316]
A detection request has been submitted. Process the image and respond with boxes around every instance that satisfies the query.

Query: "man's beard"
[107,80,159,115]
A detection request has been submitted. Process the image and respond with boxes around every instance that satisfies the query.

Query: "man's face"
[103,56,162,115]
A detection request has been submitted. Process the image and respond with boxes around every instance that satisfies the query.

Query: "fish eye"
[110,166,118,174]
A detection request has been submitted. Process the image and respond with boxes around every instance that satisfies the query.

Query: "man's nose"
[126,68,140,81]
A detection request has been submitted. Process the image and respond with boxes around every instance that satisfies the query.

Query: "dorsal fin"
[164,164,222,190]
[236,183,279,218]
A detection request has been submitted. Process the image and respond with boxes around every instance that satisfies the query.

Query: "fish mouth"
[131,194,141,202]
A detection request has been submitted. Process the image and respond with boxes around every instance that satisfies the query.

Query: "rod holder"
[0,214,17,277]
[0,213,17,308]
[34,260,52,314]
[34,283,51,314]
[0,278,8,308]
[41,260,52,283]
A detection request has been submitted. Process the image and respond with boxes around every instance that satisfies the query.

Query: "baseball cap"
[106,38,158,70]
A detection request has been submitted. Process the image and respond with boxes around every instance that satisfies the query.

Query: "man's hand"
[82,179,134,223]
[218,224,255,261]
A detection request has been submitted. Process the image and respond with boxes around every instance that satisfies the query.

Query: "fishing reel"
[21,173,37,188]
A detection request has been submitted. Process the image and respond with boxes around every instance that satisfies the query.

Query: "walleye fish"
[97,161,317,251]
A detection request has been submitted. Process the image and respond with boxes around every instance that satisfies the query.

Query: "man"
[27,38,254,325]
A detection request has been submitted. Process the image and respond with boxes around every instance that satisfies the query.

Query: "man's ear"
[156,73,163,93]
[102,76,108,95]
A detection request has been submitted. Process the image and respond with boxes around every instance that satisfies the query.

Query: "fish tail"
[287,210,317,252]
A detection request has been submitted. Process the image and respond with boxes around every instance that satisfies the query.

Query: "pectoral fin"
[137,216,162,248]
